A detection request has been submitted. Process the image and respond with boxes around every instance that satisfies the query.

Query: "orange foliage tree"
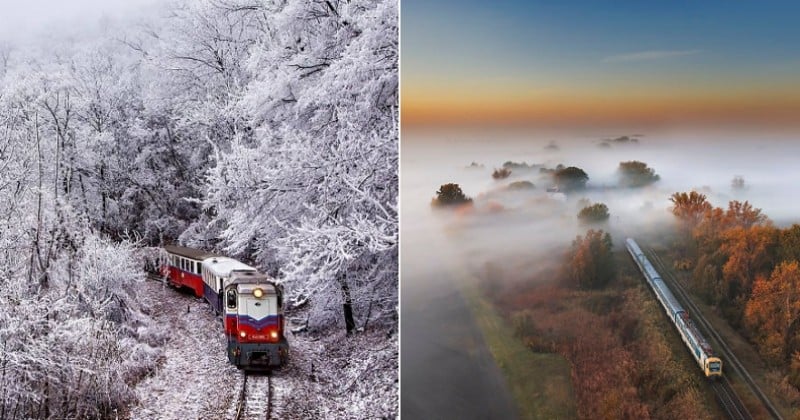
[779,224,800,263]
[744,261,800,364]
[720,225,779,308]
[670,191,712,229]
[567,230,615,289]
[725,200,767,229]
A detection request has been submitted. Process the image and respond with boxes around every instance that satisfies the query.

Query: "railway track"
[711,378,751,420]
[644,246,783,420]
[147,271,276,419]
[234,372,273,420]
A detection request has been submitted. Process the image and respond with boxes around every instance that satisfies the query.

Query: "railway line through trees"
[643,245,783,420]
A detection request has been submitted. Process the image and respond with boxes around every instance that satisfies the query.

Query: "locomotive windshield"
[242,294,274,319]
[709,361,721,372]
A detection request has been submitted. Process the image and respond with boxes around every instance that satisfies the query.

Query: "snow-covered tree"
[0,0,397,416]
[194,0,398,333]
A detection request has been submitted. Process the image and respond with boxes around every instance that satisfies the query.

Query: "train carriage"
[201,257,257,314]
[162,245,222,298]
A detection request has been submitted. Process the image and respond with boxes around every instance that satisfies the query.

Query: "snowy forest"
[0,0,398,418]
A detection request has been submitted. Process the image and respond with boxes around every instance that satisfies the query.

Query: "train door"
[216,277,224,315]
[225,287,238,336]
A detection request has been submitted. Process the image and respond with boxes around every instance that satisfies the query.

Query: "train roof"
[164,245,223,261]
[626,238,643,254]
[228,270,276,284]
[652,278,684,313]
[680,313,715,356]
[203,257,256,277]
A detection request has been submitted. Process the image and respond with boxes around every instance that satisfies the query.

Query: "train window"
[227,289,237,309]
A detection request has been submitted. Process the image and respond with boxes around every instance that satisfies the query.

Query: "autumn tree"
[566,229,615,289]
[578,203,610,224]
[691,207,729,256]
[744,261,800,364]
[670,191,714,263]
[554,166,589,191]
[720,225,779,312]
[617,161,659,188]
[670,191,712,229]
[431,183,472,207]
[779,224,800,263]
[725,200,767,229]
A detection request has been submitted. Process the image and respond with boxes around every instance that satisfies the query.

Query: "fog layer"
[400,128,800,416]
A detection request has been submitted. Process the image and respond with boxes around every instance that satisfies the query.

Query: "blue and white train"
[626,238,722,378]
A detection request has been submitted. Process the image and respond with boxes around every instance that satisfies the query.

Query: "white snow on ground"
[127,279,240,419]
[123,278,397,419]
[275,328,399,419]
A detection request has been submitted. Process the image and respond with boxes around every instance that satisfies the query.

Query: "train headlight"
[270,330,279,340]
[253,288,263,298]
[239,330,246,338]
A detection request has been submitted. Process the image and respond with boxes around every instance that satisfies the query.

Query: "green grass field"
[462,284,577,419]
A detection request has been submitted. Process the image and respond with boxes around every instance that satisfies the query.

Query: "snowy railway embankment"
[127,275,398,419]
[128,278,238,419]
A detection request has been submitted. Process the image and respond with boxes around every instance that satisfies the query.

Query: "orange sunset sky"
[402,1,800,130]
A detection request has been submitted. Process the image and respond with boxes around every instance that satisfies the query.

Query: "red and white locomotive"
[161,245,289,369]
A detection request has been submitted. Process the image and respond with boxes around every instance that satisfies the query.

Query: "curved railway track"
[234,372,273,420]
[146,272,277,419]
[644,246,782,420]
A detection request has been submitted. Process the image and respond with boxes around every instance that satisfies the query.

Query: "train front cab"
[224,276,288,370]
[705,357,722,378]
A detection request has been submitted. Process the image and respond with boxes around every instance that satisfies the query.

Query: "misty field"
[402,128,800,419]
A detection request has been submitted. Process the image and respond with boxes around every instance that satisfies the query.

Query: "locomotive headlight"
[253,288,263,298]
[239,330,246,338]
[270,330,279,340]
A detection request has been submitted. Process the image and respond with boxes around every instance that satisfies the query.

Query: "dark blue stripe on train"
[226,314,282,329]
